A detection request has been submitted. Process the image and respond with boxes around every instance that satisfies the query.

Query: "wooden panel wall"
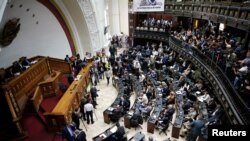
[44,63,92,131]
[2,57,49,112]
[48,57,72,74]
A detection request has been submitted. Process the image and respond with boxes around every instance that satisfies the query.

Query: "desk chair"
[158,117,173,135]
[110,110,123,123]
[130,118,142,130]
[112,131,129,141]
[142,110,151,122]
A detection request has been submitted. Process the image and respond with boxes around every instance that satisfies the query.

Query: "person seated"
[12,61,24,75]
[112,122,126,141]
[198,91,211,104]
[63,122,86,141]
[164,91,175,105]
[139,102,153,115]
[180,118,193,137]
[110,106,123,122]
[206,105,224,125]
[19,56,31,68]
[119,96,130,113]
[182,99,193,115]
[184,107,197,121]
[130,113,143,127]
[62,123,75,141]
[157,105,175,126]
[138,93,148,106]
[75,130,87,141]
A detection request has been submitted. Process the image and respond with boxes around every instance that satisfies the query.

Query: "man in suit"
[119,96,130,113]
[187,116,205,141]
[90,85,98,108]
[112,122,126,141]
[207,105,224,125]
[62,123,76,141]
[72,108,82,130]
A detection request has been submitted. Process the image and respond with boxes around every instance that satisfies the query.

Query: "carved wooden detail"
[77,0,101,52]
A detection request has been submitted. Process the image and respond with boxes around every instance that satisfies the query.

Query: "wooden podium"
[38,71,61,98]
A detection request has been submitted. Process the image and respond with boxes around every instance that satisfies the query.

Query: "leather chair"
[158,116,173,135]
[130,114,143,130]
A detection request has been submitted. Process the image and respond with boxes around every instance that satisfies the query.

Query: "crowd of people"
[137,17,172,32]
[107,39,224,140]
[172,23,250,107]
[61,22,250,140]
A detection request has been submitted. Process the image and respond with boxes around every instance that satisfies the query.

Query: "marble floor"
[79,47,187,141]
[79,77,187,141]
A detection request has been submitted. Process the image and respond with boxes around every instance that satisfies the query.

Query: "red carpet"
[13,75,69,141]
[19,115,63,141]
[40,91,63,112]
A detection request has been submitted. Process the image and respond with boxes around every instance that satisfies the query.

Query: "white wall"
[0,0,71,68]
[119,0,128,35]
[108,0,128,36]
[91,0,110,49]
[0,0,8,23]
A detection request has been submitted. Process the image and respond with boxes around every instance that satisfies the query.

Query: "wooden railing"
[169,36,250,124]
[31,87,43,112]
[38,71,62,98]
[48,57,72,74]
[2,57,48,114]
[0,56,73,139]
[44,63,92,131]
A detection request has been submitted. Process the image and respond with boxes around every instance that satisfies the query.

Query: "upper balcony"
[129,0,250,30]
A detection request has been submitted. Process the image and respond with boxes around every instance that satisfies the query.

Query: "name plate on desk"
[107,107,114,111]
[99,133,107,138]
[75,75,82,80]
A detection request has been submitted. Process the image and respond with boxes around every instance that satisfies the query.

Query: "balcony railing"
[169,36,250,124]
[132,30,250,124]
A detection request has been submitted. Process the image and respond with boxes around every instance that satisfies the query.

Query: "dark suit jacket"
[119,99,130,110]
[76,131,87,141]
[62,126,75,141]
[115,126,125,139]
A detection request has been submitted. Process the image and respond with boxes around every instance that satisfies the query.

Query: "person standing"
[187,117,205,141]
[84,100,94,124]
[90,85,98,108]
[105,68,112,85]
[72,108,82,130]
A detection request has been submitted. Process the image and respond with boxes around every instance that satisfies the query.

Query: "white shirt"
[139,74,145,82]
[84,103,94,113]
[105,69,112,78]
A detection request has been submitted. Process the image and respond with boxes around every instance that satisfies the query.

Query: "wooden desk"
[129,132,145,141]
[147,121,155,133]
[103,110,111,124]
[1,56,72,139]
[44,63,92,131]
[92,125,117,141]
[172,93,184,138]
[146,75,163,134]
[124,114,131,129]
[38,71,61,98]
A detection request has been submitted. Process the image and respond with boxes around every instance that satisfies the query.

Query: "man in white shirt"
[84,100,94,124]
[105,68,112,85]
